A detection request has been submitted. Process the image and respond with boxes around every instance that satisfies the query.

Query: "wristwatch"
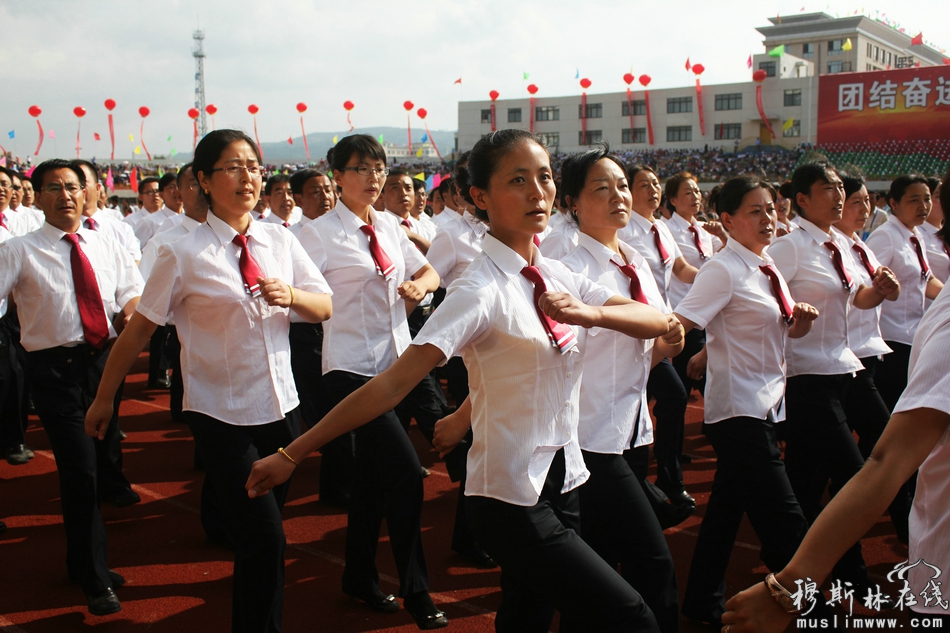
[765,573,801,614]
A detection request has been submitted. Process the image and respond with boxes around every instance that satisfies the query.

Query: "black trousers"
[844,356,891,459]
[322,370,430,598]
[580,451,679,633]
[288,323,324,429]
[671,327,707,400]
[165,325,183,421]
[0,311,29,451]
[784,374,869,584]
[444,356,470,407]
[147,324,169,386]
[875,341,912,412]
[186,410,299,633]
[467,450,659,633]
[682,417,807,620]
[647,359,687,491]
[23,344,127,596]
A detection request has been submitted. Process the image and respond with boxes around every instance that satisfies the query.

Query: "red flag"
[911,33,923,45]
[747,55,753,69]
[130,166,138,193]
[454,78,462,84]
[287,136,293,145]
[685,57,692,71]
[943,58,950,65]
[94,132,101,141]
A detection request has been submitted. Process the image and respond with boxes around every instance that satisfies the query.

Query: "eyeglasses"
[140,189,162,196]
[341,166,390,178]
[212,165,262,178]
[10,185,22,191]
[42,183,83,195]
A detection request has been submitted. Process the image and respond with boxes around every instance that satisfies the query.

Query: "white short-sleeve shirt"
[665,212,720,309]
[413,234,614,506]
[86,210,142,262]
[136,212,331,426]
[676,239,791,424]
[838,229,892,360]
[618,212,682,309]
[539,218,580,262]
[920,223,950,309]
[768,217,863,377]
[426,208,487,289]
[561,233,665,453]
[297,200,428,377]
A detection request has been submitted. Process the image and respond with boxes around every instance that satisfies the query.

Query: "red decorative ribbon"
[346,111,354,132]
[252,117,263,161]
[756,85,776,139]
[139,120,152,161]
[695,79,705,137]
[529,97,535,133]
[108,114,115,160]
[424,122,442,162]
[626,87,635,136]
[34,119,44,156]
[75,119,82,158]
[300,116,310,161]
[643,91,654,145]
[192,120,198,152]
[490,103,496,132]
[581,91,588,142]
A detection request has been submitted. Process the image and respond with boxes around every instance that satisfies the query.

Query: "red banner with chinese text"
[818,66,950,144]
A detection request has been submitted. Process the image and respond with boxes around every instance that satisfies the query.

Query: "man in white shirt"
[0,159,144,616]
[383,169,432,253]
[141,173,182,239]
[410,178,437,234]
[262,174,300,228]
[73,161,141,264]
[288,168,334,239]
[1,168,40,236]
[123,177,162,248]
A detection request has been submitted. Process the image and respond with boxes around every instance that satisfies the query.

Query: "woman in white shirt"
[295,135,446,628]
[558,146,684,633]
[85,130,333,633]
[247,129,674,633]
[920,178,949,297]
[673,176,818,627]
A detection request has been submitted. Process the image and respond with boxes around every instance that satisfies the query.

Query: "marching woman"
[673,176,818,626]
[294,135,445,628]
[247,129,674,633]
[558,146,684,632]
[768,161,899,594]
[617,164,699,507]
[85,130,334,633]
[920,180,949,299]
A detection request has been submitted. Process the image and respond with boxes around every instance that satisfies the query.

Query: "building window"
[759,61,777,77]
[480,109,492,123]
[622,128,647,144]
[784,89,802,106]
[537,132,560,148]
[578,103,603,119]
[667,97,693,113]
[827,61,853,73]
[578,130,603,145]
[621,100,647,116]
[783,120,801,137]
[887,52,892,66]
[507,108,522,123]
[875,46,880,62]
[802,42,815,58]
[714,123,742,140]
[867,43,873,56]
[828,39,844,55]
[667,126,692,142]
[715,93,743,111]
[535,106,559,121]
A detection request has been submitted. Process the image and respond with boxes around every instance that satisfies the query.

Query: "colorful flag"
[167,134,172,142]
[94,132,101,141]
[425,174,434,189]
[432,173,442,189]
[130,166,138,193]
[106,167,114,192]
[454,78,462,84]
[842,38,853,51]
[685,57,692,71]
[378,134,384,143]
[332,135,338,144]
[768,45,785,57]
[48,129,56,139]
[7,130,13,139]
[414,172,425,180]
[421,133,428,143]
[134,146,141,155]
[747,55,753,69]
[911,33,924,45]
[170,148,177,156]
[782,117,795,132]
[287,137,293,145]
[128,133,134,142]
[523,71,529,80]
[415,147,423,157]
[575,68,580,79]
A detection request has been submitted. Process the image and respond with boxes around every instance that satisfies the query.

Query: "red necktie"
[232,234,265,297]
[533,234,542,248]
[359,224,396,279]
[759,264,795,324]
[0,214,7,230]
[84,217,98,231]
[851,243,876,277]
[62,233,110,348]
[520,265,577,354]
[610,259,649,304]
[651,224,671,265]
[400,219,412,229]
[688,225,709,260]
[282,221,290,228]
[910,235,932,281]
[823,241,854,291]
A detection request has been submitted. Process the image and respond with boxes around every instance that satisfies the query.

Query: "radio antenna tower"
[193,29,208,137]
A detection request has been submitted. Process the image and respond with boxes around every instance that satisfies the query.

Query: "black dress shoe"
[659,485,696,508]
[0,520,6,533]
[454,547,498,569]
[345,588,400,613]
[86,588,122,616]
[5,445,31,465]
[404,591,448,630]
[421,466,431,478]
[654,499,695,530]
[102,488,141,508]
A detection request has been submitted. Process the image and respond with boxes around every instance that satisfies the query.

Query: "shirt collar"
[331,199,376,237]
[921,222,938,237]
[886,213,918,239]
[462,210,489,236]
[181,215,202,232]
[730,238,772,268]
[576,232,645,271]
[441,207,462,223]
[41,221,94,246]
[206,210,267,246]
[628,211,655,232]
[667,212,694,230]
[385,209,411,224]
[796,216,837,246]
[482,233,530,280]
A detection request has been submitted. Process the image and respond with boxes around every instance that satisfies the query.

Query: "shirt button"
[564,401,570,407]
[566,372,572,377]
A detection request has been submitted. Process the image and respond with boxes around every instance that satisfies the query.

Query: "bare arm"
[672,256,699,284]
[433,397,472,457]
[258,277,332,323]
[852,267,899,310]
[539,293,670,340]
[398,264,440,303]
[926,276,944,301]
[787,302,819,339]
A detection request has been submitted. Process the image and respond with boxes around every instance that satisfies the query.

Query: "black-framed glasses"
[42,183,83,195]
[341,166,390,177]
[212,165,262,177]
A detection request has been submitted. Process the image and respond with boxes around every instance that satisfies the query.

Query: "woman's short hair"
[193,129,261,206]
[717,176,771,216]
[463,129,548,222]
[559,143,626,215]
[325,134,387,173]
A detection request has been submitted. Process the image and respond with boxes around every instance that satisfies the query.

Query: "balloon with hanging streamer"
[296,102,311,161]
[104,99,116,159]
[622,74,636,137]
[28,105,44,156]
[205,104,218,130]
[73,107,86,158]
[343,100,355,132]
[692,64,707,137]
[488,90,499,132]
[138,106,152,160]
[247,105,263,160]
[188,108,200,152]
[579,79,591,143]
[752,70,777,139]
[638,76,655,145]
[403,101,414,153]
[526,84,539,133]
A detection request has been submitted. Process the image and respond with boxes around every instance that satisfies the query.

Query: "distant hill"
[258,126,456,164]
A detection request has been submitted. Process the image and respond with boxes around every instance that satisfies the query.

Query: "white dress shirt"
[0,222,144,352]
[618,212,682,309]
[920,222,950,288]
[86,210,142,262]
[561,234,664,452]
[100,206,125,223]
[386,209,434,243]
[139,215,202,280]
[288,216,315,240]
[838,229,892,360]
[865,214,931,345]
[768,217,863,377]
[262,207,302,228]
[676,239,792,424]
[137,212,331,426]
[297,200,428,377]
[430,211,452,228]
[1,207,39,237]
[414,234,614,506]
[895,284,950,612]
[0,226,12,317]
[426,208,487,289]
[539,218,579,261]
[665,212,720,309]
[413,212,438,241]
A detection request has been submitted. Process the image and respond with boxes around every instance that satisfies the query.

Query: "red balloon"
[188,108,200,119]
[527,84,539,95]
[639,75,652,87]
[248,104,259,115]
[489,90,500,101]
[623,73,635,85]
[403,100,414,111]
[138,106,150,118]
[296,102,307,113]
[104,99,116,111]
[28,105,42,117]
[580,78,592,89]
[417,108,428,119]
[343,100,355,111]
[692,64,705,76]
[205,104,218,115]
[73,106,87,118]
[752,69,768,83]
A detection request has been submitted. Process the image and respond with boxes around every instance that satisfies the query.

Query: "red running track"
[0,354,911,632]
